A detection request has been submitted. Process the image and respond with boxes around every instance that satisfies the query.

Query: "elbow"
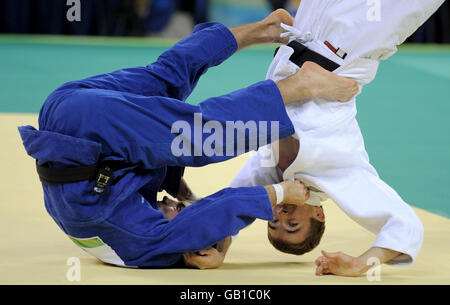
[409,211,424,243]
[413,214,424,247]
[406,212,424,263]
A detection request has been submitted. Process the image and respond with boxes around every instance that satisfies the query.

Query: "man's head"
[268,203,325,255]
[157,196,188,220]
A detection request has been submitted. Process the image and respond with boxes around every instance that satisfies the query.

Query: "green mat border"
[1,34,449,52]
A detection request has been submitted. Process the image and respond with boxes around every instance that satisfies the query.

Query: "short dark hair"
[267,218,325,255]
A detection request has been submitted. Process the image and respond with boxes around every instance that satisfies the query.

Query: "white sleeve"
[229,148,282,243]
[230,147,282,188]
[318,168,424,266]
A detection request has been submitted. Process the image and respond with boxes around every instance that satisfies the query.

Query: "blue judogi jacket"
[18,23,295,267]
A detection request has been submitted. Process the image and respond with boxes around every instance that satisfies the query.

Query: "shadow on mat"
[93,260,314,270]
[221,261,314,270]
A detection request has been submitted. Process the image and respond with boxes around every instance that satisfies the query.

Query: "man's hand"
[230,9,294,51]
[315,247,401,277]
[315,250,365,277]
[183,248,225,270]
[183,237,232,270]
[265,180,310,208]
[277,61,359,104]
[281,180,310,206]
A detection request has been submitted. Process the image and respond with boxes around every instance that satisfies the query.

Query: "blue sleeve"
[124,186,274,267]
[162,80,296,167]
[54,23,238,101]
[45,79,294,169]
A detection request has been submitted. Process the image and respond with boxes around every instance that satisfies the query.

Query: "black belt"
[36,161,128,194]
[36,161,185,196]
[275,41,340,72]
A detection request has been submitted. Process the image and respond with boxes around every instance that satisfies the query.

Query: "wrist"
[272,183,285,205]
[354,256,370,275]
[246,21,272,46]
[255,20,273,44]
[230,22,269,50]
[279,181,290,203]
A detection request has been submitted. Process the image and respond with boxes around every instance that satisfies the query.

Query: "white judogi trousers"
[231,0,445,265]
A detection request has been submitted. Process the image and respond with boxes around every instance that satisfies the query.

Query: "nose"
[277,204,295,214]
[273,204,295,222]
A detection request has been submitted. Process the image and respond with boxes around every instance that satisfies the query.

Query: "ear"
[312,206,325,222]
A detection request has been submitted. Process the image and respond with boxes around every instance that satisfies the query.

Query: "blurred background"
[0,0,449,42]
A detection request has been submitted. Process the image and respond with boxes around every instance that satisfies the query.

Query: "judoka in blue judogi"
[18,22,298,268]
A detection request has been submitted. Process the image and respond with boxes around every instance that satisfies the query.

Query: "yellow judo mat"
[1,113,449,285]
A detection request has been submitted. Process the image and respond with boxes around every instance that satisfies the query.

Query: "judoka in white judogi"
[231,0,445,265]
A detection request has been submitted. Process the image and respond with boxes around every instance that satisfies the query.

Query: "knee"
[46,90,100,132]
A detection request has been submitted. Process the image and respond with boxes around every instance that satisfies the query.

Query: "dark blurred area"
[0,0,448,43]
[0,0,208,37]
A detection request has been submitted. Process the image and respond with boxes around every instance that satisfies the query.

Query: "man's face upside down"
[268,203,325,255]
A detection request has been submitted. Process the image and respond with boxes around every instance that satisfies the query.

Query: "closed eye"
[176,203,185,212]
[268,219,279,230]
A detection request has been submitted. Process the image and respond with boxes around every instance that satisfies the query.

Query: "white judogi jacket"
[231,0,445,265]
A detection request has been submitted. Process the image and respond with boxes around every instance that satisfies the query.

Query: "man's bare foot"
[276,61,359,104]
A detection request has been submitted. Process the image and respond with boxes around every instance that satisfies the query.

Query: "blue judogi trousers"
[19,23,295,267]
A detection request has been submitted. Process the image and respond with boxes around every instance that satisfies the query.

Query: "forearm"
[356,247,401,274]
[177,178,198,203]
[229,9,293,51]
[157,186,274,255]
[216,236,232,255]
[230,22,273,51]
